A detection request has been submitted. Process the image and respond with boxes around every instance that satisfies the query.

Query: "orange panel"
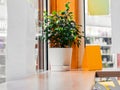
[82,45,102,70]
[71,45,78,69]
[50,0,57,13]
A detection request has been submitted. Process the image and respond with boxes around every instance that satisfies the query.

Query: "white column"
[111,0,120,53]
[7,0,36,81]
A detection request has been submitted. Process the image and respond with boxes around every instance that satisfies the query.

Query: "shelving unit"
[0,36,6,83]
[85,25,113,69]
[0,0,7,84]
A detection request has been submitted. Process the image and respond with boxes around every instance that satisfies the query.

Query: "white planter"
[48,48,72,71]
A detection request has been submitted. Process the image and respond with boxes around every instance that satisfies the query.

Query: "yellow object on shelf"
[99,81,115,90]
[88,0,109,15]
[82,45,102,70]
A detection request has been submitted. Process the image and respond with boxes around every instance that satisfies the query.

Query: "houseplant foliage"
[43,2,83,48]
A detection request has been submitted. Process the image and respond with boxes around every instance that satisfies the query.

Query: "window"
[85,0,113,69]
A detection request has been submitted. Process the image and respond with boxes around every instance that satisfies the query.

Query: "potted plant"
[43,2,83,71]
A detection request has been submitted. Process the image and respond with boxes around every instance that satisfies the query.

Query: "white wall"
[7,0,36,81]
[111,0,120,53]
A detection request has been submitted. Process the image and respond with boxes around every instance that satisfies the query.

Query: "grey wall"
[111,0,120,53]
[7,0,36,81]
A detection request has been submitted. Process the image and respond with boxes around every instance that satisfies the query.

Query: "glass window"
[85,0,113,69]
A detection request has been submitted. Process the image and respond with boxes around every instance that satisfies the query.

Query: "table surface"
[0,71,96,90]
[39,71,95,90]
[1,70,120,90]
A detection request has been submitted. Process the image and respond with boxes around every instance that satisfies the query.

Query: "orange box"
[82,45,102,70]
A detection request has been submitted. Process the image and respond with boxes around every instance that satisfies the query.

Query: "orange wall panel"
[50,0,57,12]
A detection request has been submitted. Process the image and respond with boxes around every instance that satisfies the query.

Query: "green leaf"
[52,11,57,15]
[61,11,66,15]
[65,2,71,11]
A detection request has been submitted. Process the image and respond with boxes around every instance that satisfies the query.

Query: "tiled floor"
[0,71,95,90]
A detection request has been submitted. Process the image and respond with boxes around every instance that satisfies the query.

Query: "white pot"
[48,48,72,71]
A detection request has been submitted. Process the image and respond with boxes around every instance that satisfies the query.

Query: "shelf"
[102,62,114,64]
[86,36,111,38]
[86,24,112,28]
[0,18,7,20]
[0,33,7,37]
[102,54,112,55]
[0,42,6,44]
[0,65,5,67]
[0,53,6,55]
[0,75,5,78]
[86,44,112,47]
[101,45,112,47]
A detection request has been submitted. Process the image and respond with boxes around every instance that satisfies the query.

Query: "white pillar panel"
[26,2,36,74]
[7,0,35,81]
[111,0,120,53]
